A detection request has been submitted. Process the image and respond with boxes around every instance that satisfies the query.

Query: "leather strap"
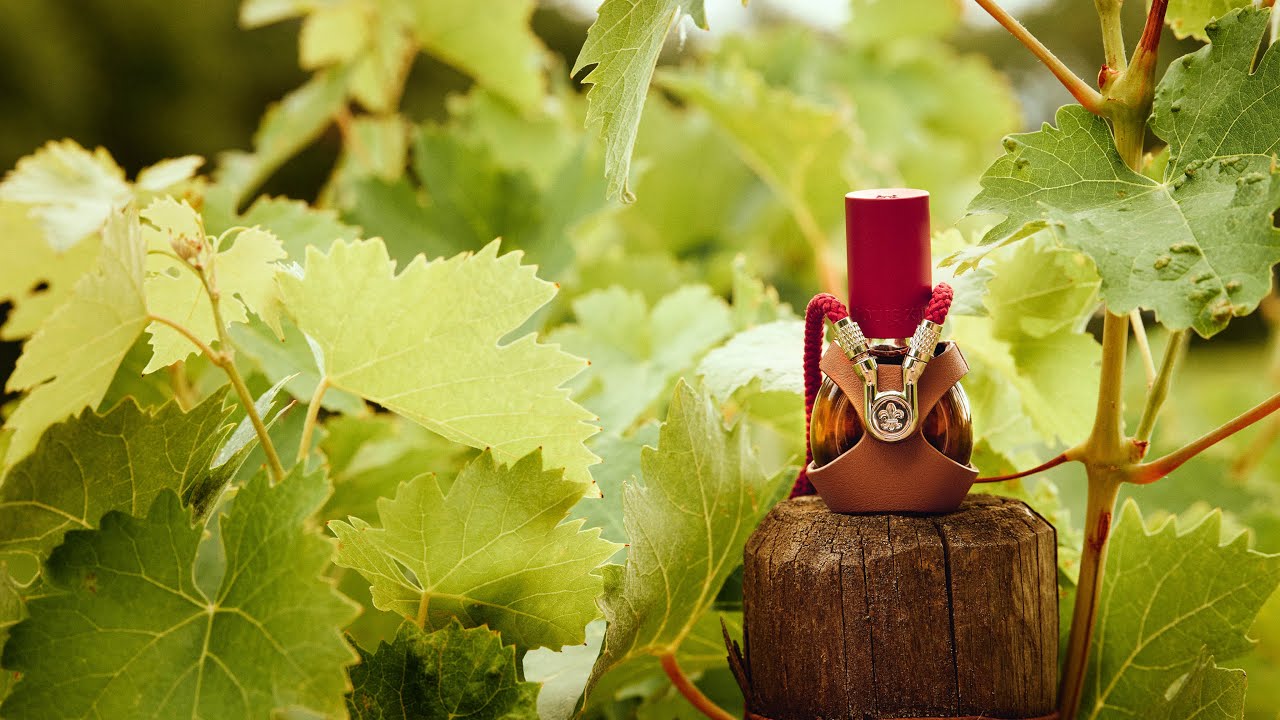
[807,342,977,514]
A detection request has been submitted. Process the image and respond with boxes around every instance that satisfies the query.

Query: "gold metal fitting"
[832,317,877,389]
[902,320,942,386]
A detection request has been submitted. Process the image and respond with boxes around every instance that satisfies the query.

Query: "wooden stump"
[738,494,1057,720]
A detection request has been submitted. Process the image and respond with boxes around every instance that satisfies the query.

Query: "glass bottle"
[809,189,973,469]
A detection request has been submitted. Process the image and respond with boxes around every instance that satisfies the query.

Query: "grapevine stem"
[1095,0,1127,73]
[148,314,220,360]
[1059,471,1123,720]
[659,653,737,720]
[1129,310,1156,388]
[298,378,329,464]
[416,592,430,629]
[973,449,1079,483]
[202,276,287,483]
[1087,313,1131,457]
[1134,330,1189,445]
[1133,390,1280,484]
[971,0,1105,113]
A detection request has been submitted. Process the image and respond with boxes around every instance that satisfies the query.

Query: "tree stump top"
[741,494,1057,720]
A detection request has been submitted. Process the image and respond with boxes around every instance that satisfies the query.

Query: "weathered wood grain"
[741,495,1057,719]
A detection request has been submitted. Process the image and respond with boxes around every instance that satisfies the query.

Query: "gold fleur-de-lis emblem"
[876,402,905,432]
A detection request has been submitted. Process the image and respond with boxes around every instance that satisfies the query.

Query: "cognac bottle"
[809,189,973,468]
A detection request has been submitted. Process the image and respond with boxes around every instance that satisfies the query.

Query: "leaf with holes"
[347,620,540,720]
[0,468,358,719]
[331,449,619,650]
[586,381,788,696]
[279,238,599,487]
[2,210,148,462]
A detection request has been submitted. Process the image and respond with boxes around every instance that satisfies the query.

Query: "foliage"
[0,0,1278,718]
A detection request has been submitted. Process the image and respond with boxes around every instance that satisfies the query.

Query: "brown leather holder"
[806,341,977,514]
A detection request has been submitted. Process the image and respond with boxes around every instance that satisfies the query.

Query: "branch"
[660,654,737,720]
[1134,390,1280,484]
[1129,310,1156,388]
[1087,312,1131,457]
[974,450,1079,483]
[1134,330,1188,445]
[1095,0,1127,73]
[297,378,329,464]
[972,0,1105,113]
[148,314,219,360]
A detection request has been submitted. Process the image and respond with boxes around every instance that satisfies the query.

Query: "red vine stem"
[1132,390,1280,484]
[971,0,1104,113]
[660,654,737,720]
[973,451,1076,483]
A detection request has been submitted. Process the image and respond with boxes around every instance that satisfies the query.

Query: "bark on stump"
[738,494,1057,720]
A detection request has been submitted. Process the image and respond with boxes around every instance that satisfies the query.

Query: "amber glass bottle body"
[809,348,973,467]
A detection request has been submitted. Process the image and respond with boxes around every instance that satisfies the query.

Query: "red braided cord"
[791,284,954,498]
[792,294,848,498]
[924,282,953,325]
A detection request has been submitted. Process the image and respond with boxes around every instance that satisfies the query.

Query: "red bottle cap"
[845,188,932,339]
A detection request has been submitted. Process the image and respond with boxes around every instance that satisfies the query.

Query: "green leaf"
[971,14,1280,337]
[549,286,733,434]
[571,425,662,562]
[1166,0,1252,40]
[658,63,864,237]
[231,317,366,415]
[0,140,131,251]
[331,450,619,650]
[230,195,362,260]
[524,620,606,720]
[279,238,600,486]
[0,568,23,705]
[348,620,540,720]
[572,0,705,201]
[1079,500,1280,720]
[142,198,286,372]
[586,382,787,693]
[0,392,232,578]
[0,200,101,340]
[209,71,348,210]
[0,467,359,719]
[408,0,546,114]
[982,239,1099,340]
[2,210,148,462]
[697,320,804,403]
[952,316,1100,452]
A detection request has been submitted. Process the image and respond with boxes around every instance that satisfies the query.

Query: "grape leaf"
[969,9,1280,338]
[524,620,606,720]
[572,0,707,200]
[209,71,348,210]
[982,239,1099,340]
[0,139,131,250]
[0,467,359,719]
[278,238,600,486]
[658,64,864,237]
[951,316,1100,451]
[571,425,662,563]
[231,317,366,415]
[348,619,540,720]
[0,568,22,705]
[1079,500,1280,720]
[1166,0,1252,40]
[549,286,732,434]
[142,198,286,371]
[2,210,148,462]
[226,195,362,260]
[697,320,804,403]
[0,392,232,578]
[0,200,101,339]
[331,450,619,650]
[586,382,788,693]
[407,0,546,114]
